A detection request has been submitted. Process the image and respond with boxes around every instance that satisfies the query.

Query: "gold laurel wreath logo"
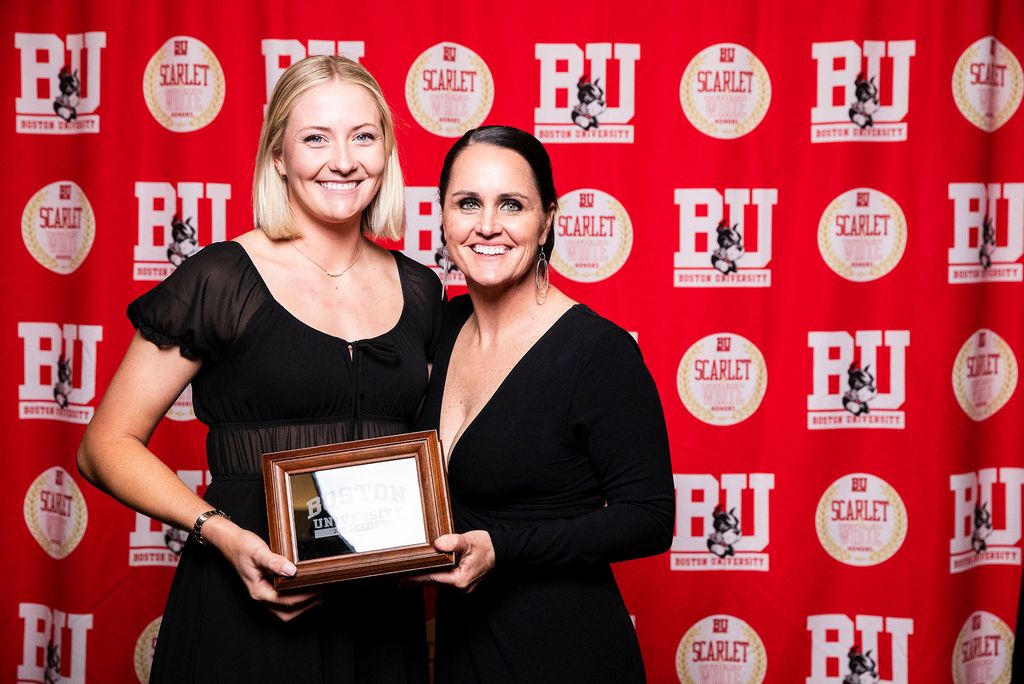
[405,45,494,137]
[675,618,765,684]
[23,468,88,560]
[676,336,767,426]
[953,41,1024,132]
[816,477,906,566]
[952,613,1013,684]
[21,185,96,275]
[550,193,633,282]
[134,617,162,683]
[680,46,770,140]
[818,190,906,282]
[144,39,225,132]
[953,331,1019,421]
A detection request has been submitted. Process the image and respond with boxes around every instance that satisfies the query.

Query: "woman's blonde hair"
[253,55,405,240]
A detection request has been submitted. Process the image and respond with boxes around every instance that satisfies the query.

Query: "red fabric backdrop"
[4,1,1024,681]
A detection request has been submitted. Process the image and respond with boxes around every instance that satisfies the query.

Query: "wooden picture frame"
[262,430,454,590]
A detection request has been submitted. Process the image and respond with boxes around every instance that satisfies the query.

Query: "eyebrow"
[450,191,531,200]
[296,123,381,134]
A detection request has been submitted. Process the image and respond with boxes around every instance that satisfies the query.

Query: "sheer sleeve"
[488,324,676,568]
[394,251,445,361]
[126,242,265,363]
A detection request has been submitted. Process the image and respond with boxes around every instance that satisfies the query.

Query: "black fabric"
[129,241,441,683]
[418,295,674,684]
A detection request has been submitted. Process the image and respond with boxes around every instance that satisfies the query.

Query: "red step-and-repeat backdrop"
[4,1,1024,681]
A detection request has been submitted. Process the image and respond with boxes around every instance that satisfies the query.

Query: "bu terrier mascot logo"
[571,74,607,130]
[53,355,73,409]
[844,644,879,684]
[53,65,81,122]
[971,501,994,553]
[842,362,877,416]
[707,504,743,558]
[979,215,997,270]
[848,73,879,129]
[711,220,744,274]
[167,213,199,266]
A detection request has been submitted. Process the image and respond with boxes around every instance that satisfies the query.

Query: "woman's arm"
[78,332,317,620]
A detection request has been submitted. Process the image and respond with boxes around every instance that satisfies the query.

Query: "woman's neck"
[466,276,563,347]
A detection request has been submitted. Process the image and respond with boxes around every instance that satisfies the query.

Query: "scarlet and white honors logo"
[811,39,916,142]
[806,614,913,684]
[672,473,774,572]
[134,181,231,281]
[953,611,1013,683]
[17,603,93,684]
[534,42,639,143]
[23,466,87,560]
[808,330,909,429]
[948,183,1024,284]
[144,36,225,132]
[134,617,162,684]
[19,322,103,425]
[678,333,767,426]
[676,614,766,684]
[680,43,771,139]
[22,181,95,275]
[14,31,105,134]
[550,189,632,282]
[950,468,1024,573]
[818,188,907,282]
[674,188,777,288]
[953,329,1018,422]
[166,384,197,422]
[261,39,365,113]
[816,473,907,567]
[406,42,493,138]
[953,37,1023,132]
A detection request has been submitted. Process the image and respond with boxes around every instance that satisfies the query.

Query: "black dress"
[128,241,441,683]
[418,296,675,683]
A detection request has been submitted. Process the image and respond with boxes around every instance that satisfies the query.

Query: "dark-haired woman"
[415,126,675,683]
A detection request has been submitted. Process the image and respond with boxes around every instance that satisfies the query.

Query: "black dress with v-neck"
[418,295,674,683]
[127,241,442,683]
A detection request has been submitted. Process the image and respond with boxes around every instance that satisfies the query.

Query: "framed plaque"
[262,430,454,591]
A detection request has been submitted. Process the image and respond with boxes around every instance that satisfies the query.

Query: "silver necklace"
[289,237,365,278]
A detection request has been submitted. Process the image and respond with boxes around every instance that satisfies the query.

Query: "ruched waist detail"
[205,416,408,477]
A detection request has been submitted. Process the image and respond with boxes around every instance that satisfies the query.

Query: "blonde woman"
[78,56,439,683]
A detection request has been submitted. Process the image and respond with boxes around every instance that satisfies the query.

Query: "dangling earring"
[439,244,451,299]
[535,248,549,305]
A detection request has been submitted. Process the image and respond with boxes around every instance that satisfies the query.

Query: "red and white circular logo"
[22,181,95,275]
[676,614,767,684]
[550,189,633,283]
[816,473,907,566]
[144,36,226,132]
[952,328,1018,422]
[680,43,771,139]
[134,617,162,683]
[953,610,1013,683]
[405,42,494,137]
[952,36,1023,132]
[677,333,767,426]
[23,466,88,559]
[166,384,196,422]
[818,187,907,282]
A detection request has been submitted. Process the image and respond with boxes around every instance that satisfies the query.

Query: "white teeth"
[319,181,358,191]
[472,245,510,255]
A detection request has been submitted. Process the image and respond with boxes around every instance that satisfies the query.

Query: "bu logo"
[949,468,1024,572]
[19,323,102,425]
[948,182,1024,283]
[810,40,915,142]
[17,603,93,684]
[806,614,913,684]
[534,43,639,143]
[671,473,774,571]
[400,186,464,287]
[674,188,777,288]
[133,181,230,281]
[130,469,211,566]
[807,330,909,429]
[15,32,106,134]
[260,39,365,113]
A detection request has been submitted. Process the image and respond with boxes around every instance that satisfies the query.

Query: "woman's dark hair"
[438,125,557,259]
